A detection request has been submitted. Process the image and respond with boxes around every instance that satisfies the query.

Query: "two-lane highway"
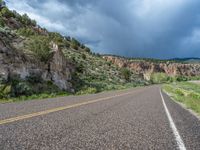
[0,86,200,149]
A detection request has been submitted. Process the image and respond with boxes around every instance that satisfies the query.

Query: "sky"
[6,0,200,59]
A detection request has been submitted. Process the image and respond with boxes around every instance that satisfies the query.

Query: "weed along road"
[0,86,200,149]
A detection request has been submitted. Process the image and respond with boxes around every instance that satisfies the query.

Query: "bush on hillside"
[49,32,63,44]
[28,36,52,62]
[64,36,71,41]
[7,74,31,97]
[176,76,188,82]
[0,17,4,27]
[12,10,21,19]
[76,63,84,73]
[121,68,131,81]
[80,44,85,49]
[0,84,11,99]
[31,19,37,27]
[71,38,80,50]
[48,32,72,49]
[71,43,79,50]
[21,14,32,26]
[17,27,36,37]
[0,7,14,18]
[11,82,32,97]
[63,41,70,48]
[150,73,171,84]
[82,53,86,59]
[84,47,91,53]
[76,87,97,95]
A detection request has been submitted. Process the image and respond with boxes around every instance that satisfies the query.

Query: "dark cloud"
[7,0,200,58]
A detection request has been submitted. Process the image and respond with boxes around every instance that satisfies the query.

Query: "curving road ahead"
[0,86,200,150]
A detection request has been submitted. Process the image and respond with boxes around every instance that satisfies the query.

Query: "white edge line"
[160,89,187,150]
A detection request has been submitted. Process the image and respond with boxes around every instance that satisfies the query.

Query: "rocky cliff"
[0,30,74,91]
[103,56,200,80]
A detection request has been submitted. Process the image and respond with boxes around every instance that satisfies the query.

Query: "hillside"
[103,56,200,81]
[0,6,146,101]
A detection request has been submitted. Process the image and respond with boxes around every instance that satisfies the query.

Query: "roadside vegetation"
[0,74,70,102]
[150,73,195,84]
[163,82,200,115]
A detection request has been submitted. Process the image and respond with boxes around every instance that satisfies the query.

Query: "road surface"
[0,86,200,149]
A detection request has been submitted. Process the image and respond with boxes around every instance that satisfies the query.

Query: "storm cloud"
[7,0,200,58]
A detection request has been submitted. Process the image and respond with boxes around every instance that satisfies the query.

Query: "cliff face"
[49,43,74,91]
[103,56,200,80]
[0,31,74,91]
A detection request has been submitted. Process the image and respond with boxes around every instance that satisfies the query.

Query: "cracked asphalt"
[0,86,200,149]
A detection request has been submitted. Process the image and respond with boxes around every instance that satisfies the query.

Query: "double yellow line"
[0,91,133,125]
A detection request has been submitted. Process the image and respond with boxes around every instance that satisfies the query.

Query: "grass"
[0,83,143,103]
[163,82,200,115]
[0,92,71,103]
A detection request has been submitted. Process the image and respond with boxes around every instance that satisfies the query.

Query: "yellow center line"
[0,91,134,125]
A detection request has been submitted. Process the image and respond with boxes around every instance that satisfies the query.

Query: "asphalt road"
[0,86,200,150]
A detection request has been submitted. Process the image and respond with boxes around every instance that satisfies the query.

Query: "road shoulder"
[161,91,200,149]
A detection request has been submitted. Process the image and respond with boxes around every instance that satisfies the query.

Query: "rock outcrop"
[0,32,74,91]
[103,56,200,80]
[49,43,74,91]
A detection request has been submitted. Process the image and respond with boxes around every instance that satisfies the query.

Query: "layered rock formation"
[103,56,200,80]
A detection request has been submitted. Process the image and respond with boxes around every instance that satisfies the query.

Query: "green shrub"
[76,64,84,73]
[71,43,79,50]
[174,88,185,96]
[0,7,14,18]
[17,27,36,37]
[82,53,86,59]
[76,87,97,95]
[28,36,52,62]
[121,68,131,81]
[0,17,5,27]
[63,41,70,48]
[80,44,85,49]
[21,14,32,26]
[0,84,11,98]
[12,10,20,19]
[107,61,112,66]
[150,73,170,84]
[188,92,200,99]
[31,19,37,27]
[48,32,64,45]
[84,47,91,53]
[11,82,32,97]
[176,76,188,82]
[71,38,80,50]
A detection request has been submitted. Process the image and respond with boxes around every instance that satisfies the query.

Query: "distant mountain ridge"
[103,54,200,63]
[169,58,200,63]
[103,56,200,80]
